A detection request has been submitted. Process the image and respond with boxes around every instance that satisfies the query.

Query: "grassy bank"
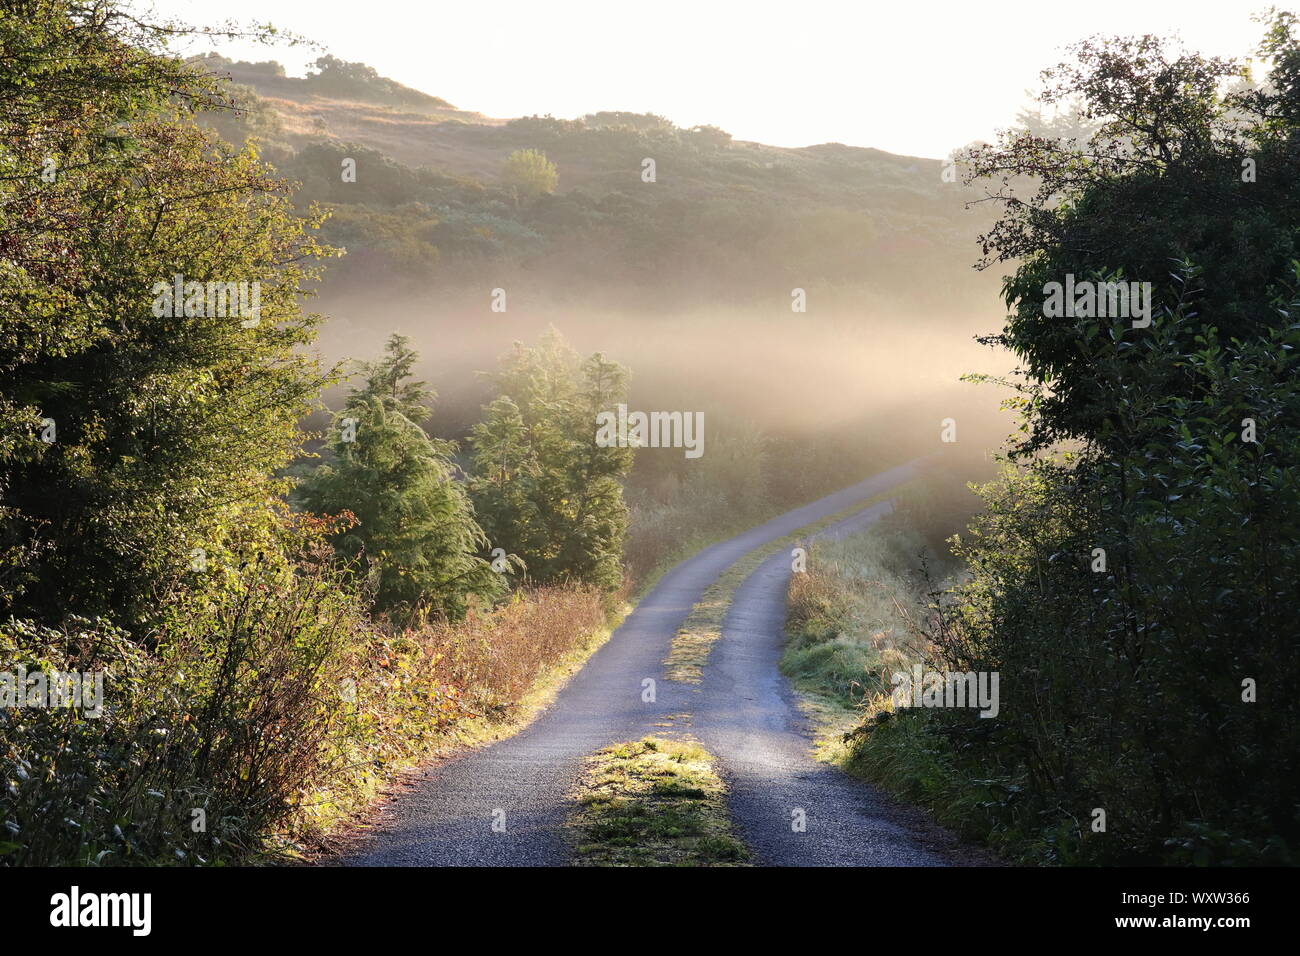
[781,521,1018,856]
[297,584,626,854]
[781,485,963,760]
[778,469,1037,857]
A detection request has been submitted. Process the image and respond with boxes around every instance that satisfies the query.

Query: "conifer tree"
[299,335,505,618]
[470,331,631,591]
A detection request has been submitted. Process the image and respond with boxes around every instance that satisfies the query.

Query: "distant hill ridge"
[192,53,994,310]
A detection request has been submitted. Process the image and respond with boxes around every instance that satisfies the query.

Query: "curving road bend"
[337,457,947,867]
[695,501,955,865]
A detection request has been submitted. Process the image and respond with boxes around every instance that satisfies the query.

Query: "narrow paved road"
[695,501,950,865]
[339,458,943,866]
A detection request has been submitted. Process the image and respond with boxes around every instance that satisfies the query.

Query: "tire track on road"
[338,459,929,866]
[695,501,963,866]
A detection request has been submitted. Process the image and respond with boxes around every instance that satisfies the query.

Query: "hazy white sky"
[143,0,1271,158]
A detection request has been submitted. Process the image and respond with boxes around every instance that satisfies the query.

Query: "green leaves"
[469,331,631,592]
[1,2,336,629]
[298,342,501,622]
[928,15,1300,864]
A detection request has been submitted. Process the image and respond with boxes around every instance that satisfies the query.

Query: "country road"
[337,457,959,867]
[695,501,951,865]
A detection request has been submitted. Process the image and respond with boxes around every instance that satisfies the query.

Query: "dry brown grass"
[419,584,612,714]
[296,583,620,850]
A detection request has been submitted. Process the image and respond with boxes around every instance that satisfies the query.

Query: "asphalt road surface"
[695,501,950,865]
[339,458,957,866]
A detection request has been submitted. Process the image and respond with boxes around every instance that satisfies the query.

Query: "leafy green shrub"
[502,148,559,198]
[843,16,1300,866]
[1,515,613,865]
[0,523,364,865]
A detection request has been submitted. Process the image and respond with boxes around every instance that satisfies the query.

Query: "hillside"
[194,54,996,313]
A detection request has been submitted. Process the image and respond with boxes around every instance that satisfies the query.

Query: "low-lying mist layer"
[314,299,1016,450]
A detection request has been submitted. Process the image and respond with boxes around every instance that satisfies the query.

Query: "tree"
[502,148,559,199]
[964,22,1300,455]
[1011,91,1098,144]
[470,331,631,591]
[297,335,505,619]
[304,55,453,109]
[0,0,333,629]
[908,13,1300,863]
[687,124,733,149]
[583,111,675,132]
